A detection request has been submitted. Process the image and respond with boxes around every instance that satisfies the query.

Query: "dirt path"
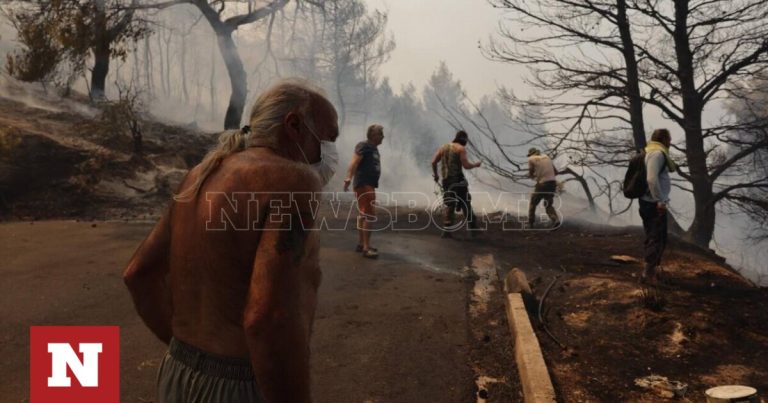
[0,221,519,402]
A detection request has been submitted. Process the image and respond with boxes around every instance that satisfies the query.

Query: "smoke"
[0,3,765,285]
[0,74,99,118]
[323,121,436,205]
[710,211,768,285]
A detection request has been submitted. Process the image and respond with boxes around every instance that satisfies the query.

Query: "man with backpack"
[626,128,677,284]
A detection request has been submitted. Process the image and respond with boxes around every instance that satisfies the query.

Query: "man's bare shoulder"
[232,149,322,194]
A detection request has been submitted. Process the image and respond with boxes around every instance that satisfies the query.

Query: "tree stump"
[705,385,759,403]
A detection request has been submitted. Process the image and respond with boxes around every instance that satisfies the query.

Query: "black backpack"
[623,151,665,198]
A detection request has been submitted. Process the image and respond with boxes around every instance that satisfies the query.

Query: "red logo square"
[30,326,120,403]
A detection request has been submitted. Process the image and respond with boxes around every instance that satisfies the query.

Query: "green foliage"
[5,10,63,82]
[4,0,149,86]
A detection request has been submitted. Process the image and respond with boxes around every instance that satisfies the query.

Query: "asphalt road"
[0,220,488,402]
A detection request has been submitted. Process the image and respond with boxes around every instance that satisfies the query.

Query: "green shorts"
[156,338,265,403]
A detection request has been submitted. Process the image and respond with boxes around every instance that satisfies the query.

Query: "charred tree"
[485,0,768,247]
[139,0,290,129]
[630,0,768,246]
[6,0,149,100]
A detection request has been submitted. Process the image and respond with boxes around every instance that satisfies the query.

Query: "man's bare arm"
[459,146,481,169]
[528,160,535,178]
[343,153,363,191]
[123,209,173,344]
[431,147,442,181]
[244,175,320,403]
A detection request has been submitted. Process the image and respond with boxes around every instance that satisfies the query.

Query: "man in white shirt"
[527,148,560,228]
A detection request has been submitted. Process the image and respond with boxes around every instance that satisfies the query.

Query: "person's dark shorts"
[156,338,265,403]
[531,180,557,208]
[442,177,470,208]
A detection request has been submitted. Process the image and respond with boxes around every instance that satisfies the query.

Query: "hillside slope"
[0,85,214,220]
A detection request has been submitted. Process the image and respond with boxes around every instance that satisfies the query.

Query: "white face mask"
[296,121,339,187]
[313,139,339,186]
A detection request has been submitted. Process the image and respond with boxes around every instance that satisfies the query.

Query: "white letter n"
[47,343,102,387]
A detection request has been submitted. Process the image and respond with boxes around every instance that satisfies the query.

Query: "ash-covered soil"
[0,90,214,221]
[481,221,768,402]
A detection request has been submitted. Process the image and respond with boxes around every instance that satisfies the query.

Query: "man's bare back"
[124,81,339,403]
[169,148,322,358]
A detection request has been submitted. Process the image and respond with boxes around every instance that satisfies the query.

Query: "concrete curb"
[504,292,557,402]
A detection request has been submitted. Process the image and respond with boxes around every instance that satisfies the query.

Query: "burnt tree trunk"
[217,32,248,130]
[91,3,109,100]
[90,2,135,101]
[684,106,716,247]
[673,0,715,247]
[189,0,289,130]
[164,28,173,99]
[91,45,110,100]
[144,35,153,97]
[616,0,646,151]
[156,33,167,98]
[131,42,140,89]
[180,31,190,104]
[335,68,346,129]
[560,167,597,212]
[130,120,143,156]
[209,38,217,121]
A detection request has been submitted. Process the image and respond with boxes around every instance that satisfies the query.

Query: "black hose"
[538,275,567,349]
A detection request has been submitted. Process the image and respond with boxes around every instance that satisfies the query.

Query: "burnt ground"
[478,220,768,402]
[317,208,768,402]
[0,92,214,221]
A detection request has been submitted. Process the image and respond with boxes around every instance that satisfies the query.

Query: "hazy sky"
[365,1,735,131]
[366,0,526,99]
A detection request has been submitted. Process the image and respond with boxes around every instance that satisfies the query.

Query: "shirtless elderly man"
[123,80,339,403]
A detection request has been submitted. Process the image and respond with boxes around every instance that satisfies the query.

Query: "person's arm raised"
[123,208,173,344]
[244,171,321,403]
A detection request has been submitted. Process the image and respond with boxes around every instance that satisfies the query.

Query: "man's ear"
[284,112,302,142]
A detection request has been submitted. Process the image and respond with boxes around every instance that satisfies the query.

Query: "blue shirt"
[353,141,381,189]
